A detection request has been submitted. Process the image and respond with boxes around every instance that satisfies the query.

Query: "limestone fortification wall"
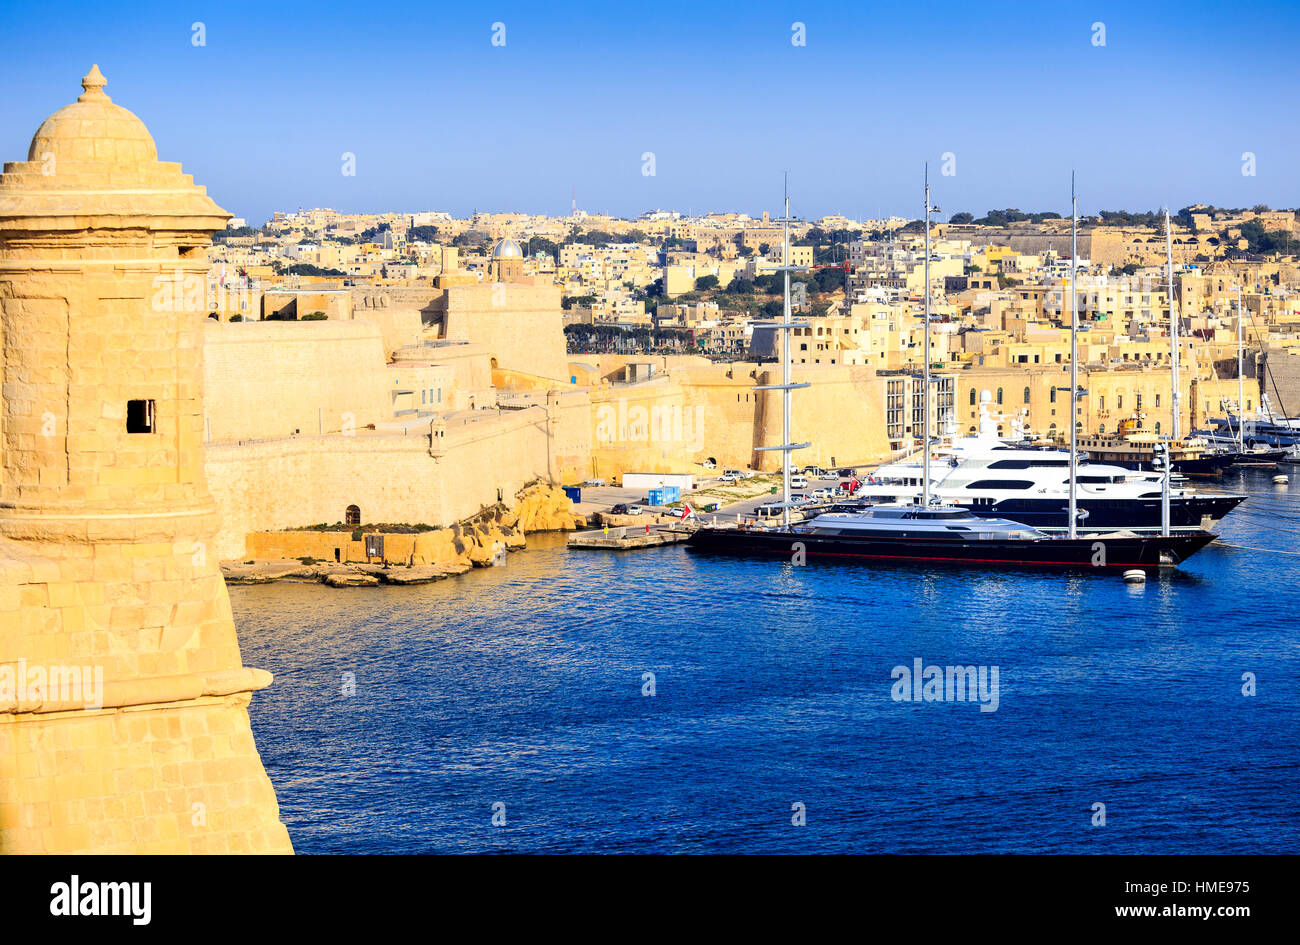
[753,364,893,470]
[203,321,391,442]
[589,375,731,476]
[585,362,893,477]
[349,305,425,356]
[205,408,558,559]
[440,283,569,382]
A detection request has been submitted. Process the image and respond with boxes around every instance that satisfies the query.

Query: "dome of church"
[491,238,524,258]
[26,65,158,165]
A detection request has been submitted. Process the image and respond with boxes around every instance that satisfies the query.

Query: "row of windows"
[967,388,1165,409]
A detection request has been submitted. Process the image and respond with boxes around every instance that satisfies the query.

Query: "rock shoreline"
[221,484,583,588]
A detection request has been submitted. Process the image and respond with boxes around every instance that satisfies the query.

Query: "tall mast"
[1068,173,1079,539]
[1166,208,1180,440]
[1237,286,1245,452]
[782,176,792,529]
[752,174,809,527]
[922,164,932,507]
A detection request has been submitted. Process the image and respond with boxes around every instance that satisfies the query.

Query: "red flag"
[681,503,694,520]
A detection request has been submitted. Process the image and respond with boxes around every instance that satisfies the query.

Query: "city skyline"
[2,0,1297,224]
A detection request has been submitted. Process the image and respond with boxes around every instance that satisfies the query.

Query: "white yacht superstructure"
[855,395,1245,532]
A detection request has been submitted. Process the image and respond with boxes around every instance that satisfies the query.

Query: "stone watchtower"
[0,68,292,853]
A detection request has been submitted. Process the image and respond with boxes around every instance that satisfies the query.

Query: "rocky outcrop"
[502,484,583,532]
[224,483,582,587]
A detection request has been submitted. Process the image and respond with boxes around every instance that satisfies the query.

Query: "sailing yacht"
[688,172,1219,571]
[688,503,1215,569]
[854,397,1244,532]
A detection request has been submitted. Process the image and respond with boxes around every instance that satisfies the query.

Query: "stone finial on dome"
[78,64,110,103]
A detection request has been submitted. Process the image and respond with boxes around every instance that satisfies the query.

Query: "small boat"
[687,504,1215,571]
[1077,421,1234,478]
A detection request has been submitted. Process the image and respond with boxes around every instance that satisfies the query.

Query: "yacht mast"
[781,179,792,528]
[752,174,809,527]
[1166,208,1180,441]
[922,165,938,507]
[1069,173,1079,540]
[1237,286,1245,452]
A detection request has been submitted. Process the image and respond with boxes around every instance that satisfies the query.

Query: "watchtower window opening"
[126,399,155,433]
[345,505,361,526]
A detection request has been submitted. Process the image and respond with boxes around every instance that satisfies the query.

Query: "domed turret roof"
[0,66,229,234]
[26,65,158,165]
[492,238,523,258]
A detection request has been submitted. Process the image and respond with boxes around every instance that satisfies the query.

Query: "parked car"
[802,466,829,478]
[611,503,643,515]
[790,475,808,489]
[836,467,856,477]
[790,493,813,505]
[627,504,647,515]
[700,459,716,469]
[719,471,742,483]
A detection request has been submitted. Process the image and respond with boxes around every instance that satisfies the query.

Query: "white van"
[790,475,808,489]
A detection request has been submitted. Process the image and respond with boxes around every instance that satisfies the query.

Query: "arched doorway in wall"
[345,505,361,526]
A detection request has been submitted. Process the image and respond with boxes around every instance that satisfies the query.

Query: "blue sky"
[1,1,1297,224]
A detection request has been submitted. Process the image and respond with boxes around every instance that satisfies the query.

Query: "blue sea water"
[232,468,1300,854]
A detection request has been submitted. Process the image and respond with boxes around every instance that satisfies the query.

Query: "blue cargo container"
[647,488,666,506]
[562,485,581,504]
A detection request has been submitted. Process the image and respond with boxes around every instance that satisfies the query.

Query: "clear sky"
[1,0,1297,225]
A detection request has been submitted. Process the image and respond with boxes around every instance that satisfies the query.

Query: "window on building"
[1023,387,1031,404]
[1050,387,1057,403]
[996,388,1003,404]
[345,505,361,526]
[969,389,976,405]
[126,399,155,434]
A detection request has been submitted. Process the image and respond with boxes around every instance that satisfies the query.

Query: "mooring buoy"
[1122,569,1146,584]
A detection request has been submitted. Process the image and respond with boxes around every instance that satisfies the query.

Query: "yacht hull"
[687,526,1216,571]
[959,493,1243,531]
[1101,454,1235,478]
